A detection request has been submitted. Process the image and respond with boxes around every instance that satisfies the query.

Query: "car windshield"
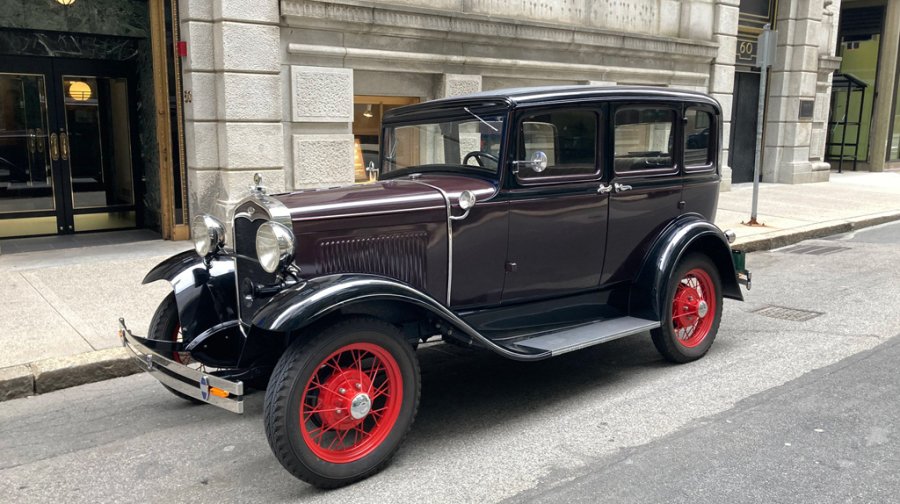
[382,110,506,177]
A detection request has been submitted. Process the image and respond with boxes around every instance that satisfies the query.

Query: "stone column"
[181,0,284,222]
[763,0,831,183]
[867,0,900,171]
[179,0,219,219]
[809,1,842,172]
[212,0,283,217]
[710,0,740,191]
[290,66,355,188]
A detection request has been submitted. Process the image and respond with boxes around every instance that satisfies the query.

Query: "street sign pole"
[748,23,775,226]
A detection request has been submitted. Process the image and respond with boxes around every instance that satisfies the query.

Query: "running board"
[503,317,660,356]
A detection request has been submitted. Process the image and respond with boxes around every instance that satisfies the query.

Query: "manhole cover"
[779,244,850,256]
[752,305,823,322]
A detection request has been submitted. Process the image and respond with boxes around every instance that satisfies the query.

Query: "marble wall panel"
[291,66,353,123]
[0,0,148,38]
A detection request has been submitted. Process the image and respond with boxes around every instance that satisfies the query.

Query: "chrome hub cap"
[697,300,709,318]
[350,393,372,420]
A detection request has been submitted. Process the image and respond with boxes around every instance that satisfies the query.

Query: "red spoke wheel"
[264,317,420,488]
[148,292,203,404]
[651,254,723,363]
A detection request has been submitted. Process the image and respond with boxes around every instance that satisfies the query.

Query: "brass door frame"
[149,0,189,240]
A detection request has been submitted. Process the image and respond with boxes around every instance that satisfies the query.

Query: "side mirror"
[513,151,549,174]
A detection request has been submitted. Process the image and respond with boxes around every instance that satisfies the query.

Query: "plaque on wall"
[799,100,815,120]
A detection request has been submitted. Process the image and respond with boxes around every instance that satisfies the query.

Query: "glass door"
[59,73,137,232]
[0,57,138,238]
[0,61,59,237]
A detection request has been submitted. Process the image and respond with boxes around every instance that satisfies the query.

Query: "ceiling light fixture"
[56,0,77,6]
[68,81,92,101]
[363,104,373,118]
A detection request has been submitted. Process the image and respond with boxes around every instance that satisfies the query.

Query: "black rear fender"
[142,249,238,342]
[631,214,743,320]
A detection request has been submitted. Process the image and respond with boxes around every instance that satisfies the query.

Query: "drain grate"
[753,305,824,322]
[779,244,850,256]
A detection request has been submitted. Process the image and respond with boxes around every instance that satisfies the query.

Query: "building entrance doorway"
[0,57,138,238]
[353,96,420,183]
[730,71,761,183]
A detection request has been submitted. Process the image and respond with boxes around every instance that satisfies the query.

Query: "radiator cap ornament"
[250,172,267,195]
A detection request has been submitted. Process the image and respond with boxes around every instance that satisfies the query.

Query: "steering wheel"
[463,151,500,168]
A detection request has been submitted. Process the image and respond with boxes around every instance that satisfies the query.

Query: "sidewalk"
[2,170,900,401]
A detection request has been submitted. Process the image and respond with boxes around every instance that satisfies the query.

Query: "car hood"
[273,175,498,222]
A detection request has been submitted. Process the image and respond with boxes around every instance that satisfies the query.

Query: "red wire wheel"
[651,254,723,363]
[298,342,403,464]
[265,317,420,488]
[671,268,717,348]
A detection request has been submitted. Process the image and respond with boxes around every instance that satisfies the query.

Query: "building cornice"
[286,43,710,85]
[281,0,720,62]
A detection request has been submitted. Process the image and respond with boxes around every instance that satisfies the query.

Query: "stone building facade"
[0,0,851,238]
[178,0,848,222]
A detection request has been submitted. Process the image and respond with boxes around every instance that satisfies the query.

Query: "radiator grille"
[233,214,276,324]
[317,232,428,290]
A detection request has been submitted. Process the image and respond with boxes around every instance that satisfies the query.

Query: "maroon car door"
[501,107,609,303]
[602,103,684,285]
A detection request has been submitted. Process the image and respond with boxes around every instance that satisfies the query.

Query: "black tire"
[650,253,723,363]
[264,317,420,489]
[148,292,202,404]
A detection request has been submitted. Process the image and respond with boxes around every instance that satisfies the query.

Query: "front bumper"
[117,318,244,413]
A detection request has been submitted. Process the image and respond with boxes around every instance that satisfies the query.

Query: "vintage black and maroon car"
[118,86,750,488]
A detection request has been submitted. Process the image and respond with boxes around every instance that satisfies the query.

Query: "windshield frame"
[379,106,511,180]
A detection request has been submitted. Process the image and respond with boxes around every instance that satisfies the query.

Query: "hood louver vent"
[317,232,428,290]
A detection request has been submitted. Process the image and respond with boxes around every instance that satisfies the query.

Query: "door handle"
[49,132,59,161]
[614,183,633,193]
[597,184,613,194]
[59,131,69,161]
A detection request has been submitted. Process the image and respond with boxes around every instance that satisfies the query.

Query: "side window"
[684,108,715,169]
[614,106,676,173]
[517,109,598,179]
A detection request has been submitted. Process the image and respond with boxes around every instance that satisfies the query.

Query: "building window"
[353,96,419,182]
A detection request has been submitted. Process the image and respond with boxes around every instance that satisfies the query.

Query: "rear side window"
[684,108,715,169]
[516,109,598,179]
[614,106,676,173]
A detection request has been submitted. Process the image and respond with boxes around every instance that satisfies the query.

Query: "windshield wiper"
[463,107,498,132]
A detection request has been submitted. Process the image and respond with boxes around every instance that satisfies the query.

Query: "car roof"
[384,85,720,121]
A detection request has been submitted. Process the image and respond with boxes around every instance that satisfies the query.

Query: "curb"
[731,210,900,253]
[2,210,899,403]
[0,347,140,402]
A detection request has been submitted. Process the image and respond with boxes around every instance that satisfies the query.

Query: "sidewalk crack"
[18,273,97,351]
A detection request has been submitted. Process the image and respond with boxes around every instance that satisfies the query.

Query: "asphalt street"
[1,221,899,503]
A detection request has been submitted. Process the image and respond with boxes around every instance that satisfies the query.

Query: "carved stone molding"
[281,0,718,61]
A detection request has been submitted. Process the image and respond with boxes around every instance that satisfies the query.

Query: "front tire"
[147,292,202,403]
[651,253,723,363]
[264,317,420,488]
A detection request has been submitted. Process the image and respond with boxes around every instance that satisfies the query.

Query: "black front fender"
[251,274,546,361]
[143,250,238,342]
[631,214,744,320]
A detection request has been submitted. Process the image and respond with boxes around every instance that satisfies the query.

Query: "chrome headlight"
[256,221,295,273]
[191,215,226,257]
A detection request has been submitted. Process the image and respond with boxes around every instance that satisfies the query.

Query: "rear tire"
[651,253,723,363]
[147,292,202,404]
[264,317,420,488]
